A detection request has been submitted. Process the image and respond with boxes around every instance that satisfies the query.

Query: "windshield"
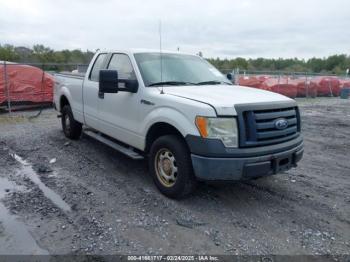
[134,52,231,87]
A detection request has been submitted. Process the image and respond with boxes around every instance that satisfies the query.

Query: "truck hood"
[163,85,294,115]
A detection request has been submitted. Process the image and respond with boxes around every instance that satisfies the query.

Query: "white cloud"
[0,0,349,58]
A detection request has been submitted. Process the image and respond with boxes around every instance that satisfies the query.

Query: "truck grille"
[236,103,301,147]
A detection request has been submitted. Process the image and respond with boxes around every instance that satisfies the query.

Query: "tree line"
[0,44,94,65]
[207,55,350,75]
[1,44,349,75]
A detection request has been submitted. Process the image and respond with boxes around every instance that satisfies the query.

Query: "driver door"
[97,53,142,148]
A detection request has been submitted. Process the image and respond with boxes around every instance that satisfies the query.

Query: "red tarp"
[238,76,262,88]
[0,64,54,105]
[238,75,348,98]
[310,77,341,97]
[339,79,350,89]
[261,77,298,98]
[295,79,318,97]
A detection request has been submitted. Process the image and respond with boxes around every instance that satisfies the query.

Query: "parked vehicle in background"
[54,50,303,198]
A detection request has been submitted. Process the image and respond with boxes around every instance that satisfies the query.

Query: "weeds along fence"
[218,68,350,99]
[0,62,88,113]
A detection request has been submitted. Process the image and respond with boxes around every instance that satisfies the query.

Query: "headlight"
[195,116,238,147]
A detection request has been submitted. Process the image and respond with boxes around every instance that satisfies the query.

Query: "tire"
[61,105,82,140]
[149,135,197,199]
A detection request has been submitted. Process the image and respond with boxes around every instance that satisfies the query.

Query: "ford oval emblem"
[274,118,288,130]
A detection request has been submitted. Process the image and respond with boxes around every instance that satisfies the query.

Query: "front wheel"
[149,135,197,199]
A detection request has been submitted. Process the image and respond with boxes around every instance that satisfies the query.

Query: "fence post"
[3,61,11,114]
[41,64,45,104]
[328,78,333,97]
[305,72,308,98]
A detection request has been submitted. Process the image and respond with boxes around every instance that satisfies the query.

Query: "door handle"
[98,92,104,99]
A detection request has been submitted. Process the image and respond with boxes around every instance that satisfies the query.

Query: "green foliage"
[0,43,349,75]
[0,44,20,61]
[0,44,94,65]
[207,55,350,75]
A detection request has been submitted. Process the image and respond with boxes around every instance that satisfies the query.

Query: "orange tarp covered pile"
[310,77,341,97]
[238,75,348,98]
[339,79,350,89]
[0,64,54,105]
[261,78,298,98]
[238,76,265,89]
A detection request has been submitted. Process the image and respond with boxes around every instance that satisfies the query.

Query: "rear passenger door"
[97,53,142,148]
[83,53,108,129]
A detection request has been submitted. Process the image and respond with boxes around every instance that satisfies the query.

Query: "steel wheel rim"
[154,148,178,187]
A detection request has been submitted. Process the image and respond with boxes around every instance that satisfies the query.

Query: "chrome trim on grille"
[235,102,301,148]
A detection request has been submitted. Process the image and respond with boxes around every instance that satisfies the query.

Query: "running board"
[83,130,144,160]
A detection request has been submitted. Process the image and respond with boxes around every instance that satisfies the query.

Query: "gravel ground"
[0,98,349,255]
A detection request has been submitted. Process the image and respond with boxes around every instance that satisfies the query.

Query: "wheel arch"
[145,122,188,153]
[60,95,70,112]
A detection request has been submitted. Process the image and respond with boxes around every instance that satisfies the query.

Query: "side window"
[107,54,136,80]
[89,53,107,81]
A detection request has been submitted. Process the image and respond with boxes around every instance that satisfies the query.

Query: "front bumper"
[187,136,304,181]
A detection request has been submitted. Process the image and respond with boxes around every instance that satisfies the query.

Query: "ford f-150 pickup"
[54,49,303,198]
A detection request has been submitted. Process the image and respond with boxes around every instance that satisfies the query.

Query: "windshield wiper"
[148,81,196,87]
[196,80,232,85]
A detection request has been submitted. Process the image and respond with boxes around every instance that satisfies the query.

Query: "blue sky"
[0,0,349,58]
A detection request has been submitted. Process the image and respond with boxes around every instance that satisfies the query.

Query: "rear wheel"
[149,135,197,199]
[61,105,82,140]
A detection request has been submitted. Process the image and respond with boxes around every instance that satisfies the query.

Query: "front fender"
[140,106,200,148]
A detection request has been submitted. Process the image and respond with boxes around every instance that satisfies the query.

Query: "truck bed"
[54,72,85,79]
[54,72,85,123]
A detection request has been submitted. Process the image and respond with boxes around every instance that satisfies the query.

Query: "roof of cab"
[97,48,197,56]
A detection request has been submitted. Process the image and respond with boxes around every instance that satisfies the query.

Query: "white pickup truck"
[54,50,303,198]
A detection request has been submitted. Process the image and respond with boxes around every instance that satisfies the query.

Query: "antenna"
[159,20,164,94]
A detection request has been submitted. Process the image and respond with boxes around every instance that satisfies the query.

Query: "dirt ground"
[0,98,349,256]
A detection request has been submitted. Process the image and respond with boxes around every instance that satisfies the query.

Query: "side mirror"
[99,70,118,93]
[227,73,233,81]
[118,79,139,93]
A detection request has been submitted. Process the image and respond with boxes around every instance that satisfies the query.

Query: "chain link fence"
[1,62,350,115]
[218,68,350,98]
